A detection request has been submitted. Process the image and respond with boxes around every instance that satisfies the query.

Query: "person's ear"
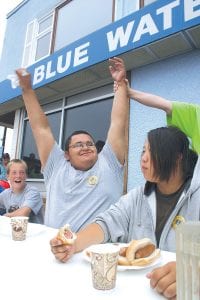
[64,151,70,161]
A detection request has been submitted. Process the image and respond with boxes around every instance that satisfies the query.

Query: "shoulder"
[25,184,41,195]
[0,188,11,198]
[172,101,200,112]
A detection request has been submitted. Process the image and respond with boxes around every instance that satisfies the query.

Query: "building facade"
[0,0,199,195]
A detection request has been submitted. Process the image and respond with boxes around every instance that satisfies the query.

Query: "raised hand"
[109,57,126,83]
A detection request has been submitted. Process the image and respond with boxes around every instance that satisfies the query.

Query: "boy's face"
[7,163,27,192]
[65,134,98,171]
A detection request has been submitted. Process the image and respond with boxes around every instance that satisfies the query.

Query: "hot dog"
[119,238,160,266]
[57,224,77,245]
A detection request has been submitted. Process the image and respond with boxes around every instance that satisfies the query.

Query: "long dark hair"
[144,126,198,194]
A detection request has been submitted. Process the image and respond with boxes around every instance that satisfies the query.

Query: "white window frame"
[22,12,54,67]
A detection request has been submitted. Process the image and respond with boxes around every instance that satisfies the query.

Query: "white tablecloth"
[0,216,176,300]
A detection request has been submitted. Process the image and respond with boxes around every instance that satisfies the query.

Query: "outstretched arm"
[16,69,55,168]
[128,84,172,115]
[50,223,104,263]
[107,57,129,165]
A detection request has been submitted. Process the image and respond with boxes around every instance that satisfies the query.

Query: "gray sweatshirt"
[95,156,200,252]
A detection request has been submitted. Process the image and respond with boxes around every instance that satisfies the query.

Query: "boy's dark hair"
[64,130,95,151]
[145,126,198,194]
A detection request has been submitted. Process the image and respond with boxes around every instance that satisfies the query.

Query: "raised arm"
[128,85,172,115]
[16,69,55,168]
[107,57,129,165]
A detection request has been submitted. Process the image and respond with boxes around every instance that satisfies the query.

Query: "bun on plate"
[118,238,160,266]
[57,224,77,245]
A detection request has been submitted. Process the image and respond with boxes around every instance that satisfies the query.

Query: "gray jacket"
[95,156,200,252]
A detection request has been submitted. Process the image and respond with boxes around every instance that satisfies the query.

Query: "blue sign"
[0,0,200,103]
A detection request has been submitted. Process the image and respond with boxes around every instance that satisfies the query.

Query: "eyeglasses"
[69,141,95,149]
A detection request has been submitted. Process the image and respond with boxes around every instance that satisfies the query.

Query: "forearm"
[107,80,129,164]
[5,206,32,218]
[22,88,50,132]
[22,88,55,166]
[128,88,172,115]
[74,223,104,253]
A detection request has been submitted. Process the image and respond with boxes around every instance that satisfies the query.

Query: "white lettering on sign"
[107,21,134,51]
[33,42,90,85]
[157,0,180,30]
[33,65,45,85]
[133,13,159,43]
[184,0,200,21]
[106,0,200,53]
[57,51,72,73]
[74,42,90,66]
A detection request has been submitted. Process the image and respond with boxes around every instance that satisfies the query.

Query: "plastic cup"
[176,222,200,300]
[10,216,29,241]
[89,244,119,290]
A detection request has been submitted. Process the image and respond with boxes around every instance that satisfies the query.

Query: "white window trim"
[22,12,54,67]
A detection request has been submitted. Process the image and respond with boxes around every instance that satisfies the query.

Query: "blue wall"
[128,49,200,190]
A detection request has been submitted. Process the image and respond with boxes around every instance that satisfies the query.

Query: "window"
[114,0,140,20]
[114,0,158,20]
[52,0,113,52]
[144,0,157,6]
[22,13,54,67]
[21,111,61,179]
[62,98,113,150]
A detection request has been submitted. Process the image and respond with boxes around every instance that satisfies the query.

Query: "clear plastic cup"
[176,222,200,300]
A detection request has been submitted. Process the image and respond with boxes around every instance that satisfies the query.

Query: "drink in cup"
[89,243,119,290]
[10,216,29,241]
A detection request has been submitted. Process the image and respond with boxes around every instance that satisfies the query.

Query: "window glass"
[34,14,53,62]
[38,15,53,34]
[21,111,61,179]
[54,0,112,52]
[115,0,139,20]
[62,98,113,150]
[144,0,157,6]
[35,32,52,60]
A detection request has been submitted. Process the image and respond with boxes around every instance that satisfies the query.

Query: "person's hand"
[146,261,176,299]
[15,68,32,92]
[109,57,126,82]
[50,236,76,263]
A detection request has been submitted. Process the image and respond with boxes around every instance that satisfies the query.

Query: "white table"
[0,217,176,300]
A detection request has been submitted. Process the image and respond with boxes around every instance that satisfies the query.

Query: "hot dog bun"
[126,238,155,262]
[57,224,77,245]
[119,238,160,266]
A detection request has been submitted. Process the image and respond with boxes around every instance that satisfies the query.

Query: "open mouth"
[14,180,22,184]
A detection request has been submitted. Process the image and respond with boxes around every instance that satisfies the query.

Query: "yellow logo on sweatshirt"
[172,215,185,229]
[87,175,98,186]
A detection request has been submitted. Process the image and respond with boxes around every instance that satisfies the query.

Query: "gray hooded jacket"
[95,156,200,252]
